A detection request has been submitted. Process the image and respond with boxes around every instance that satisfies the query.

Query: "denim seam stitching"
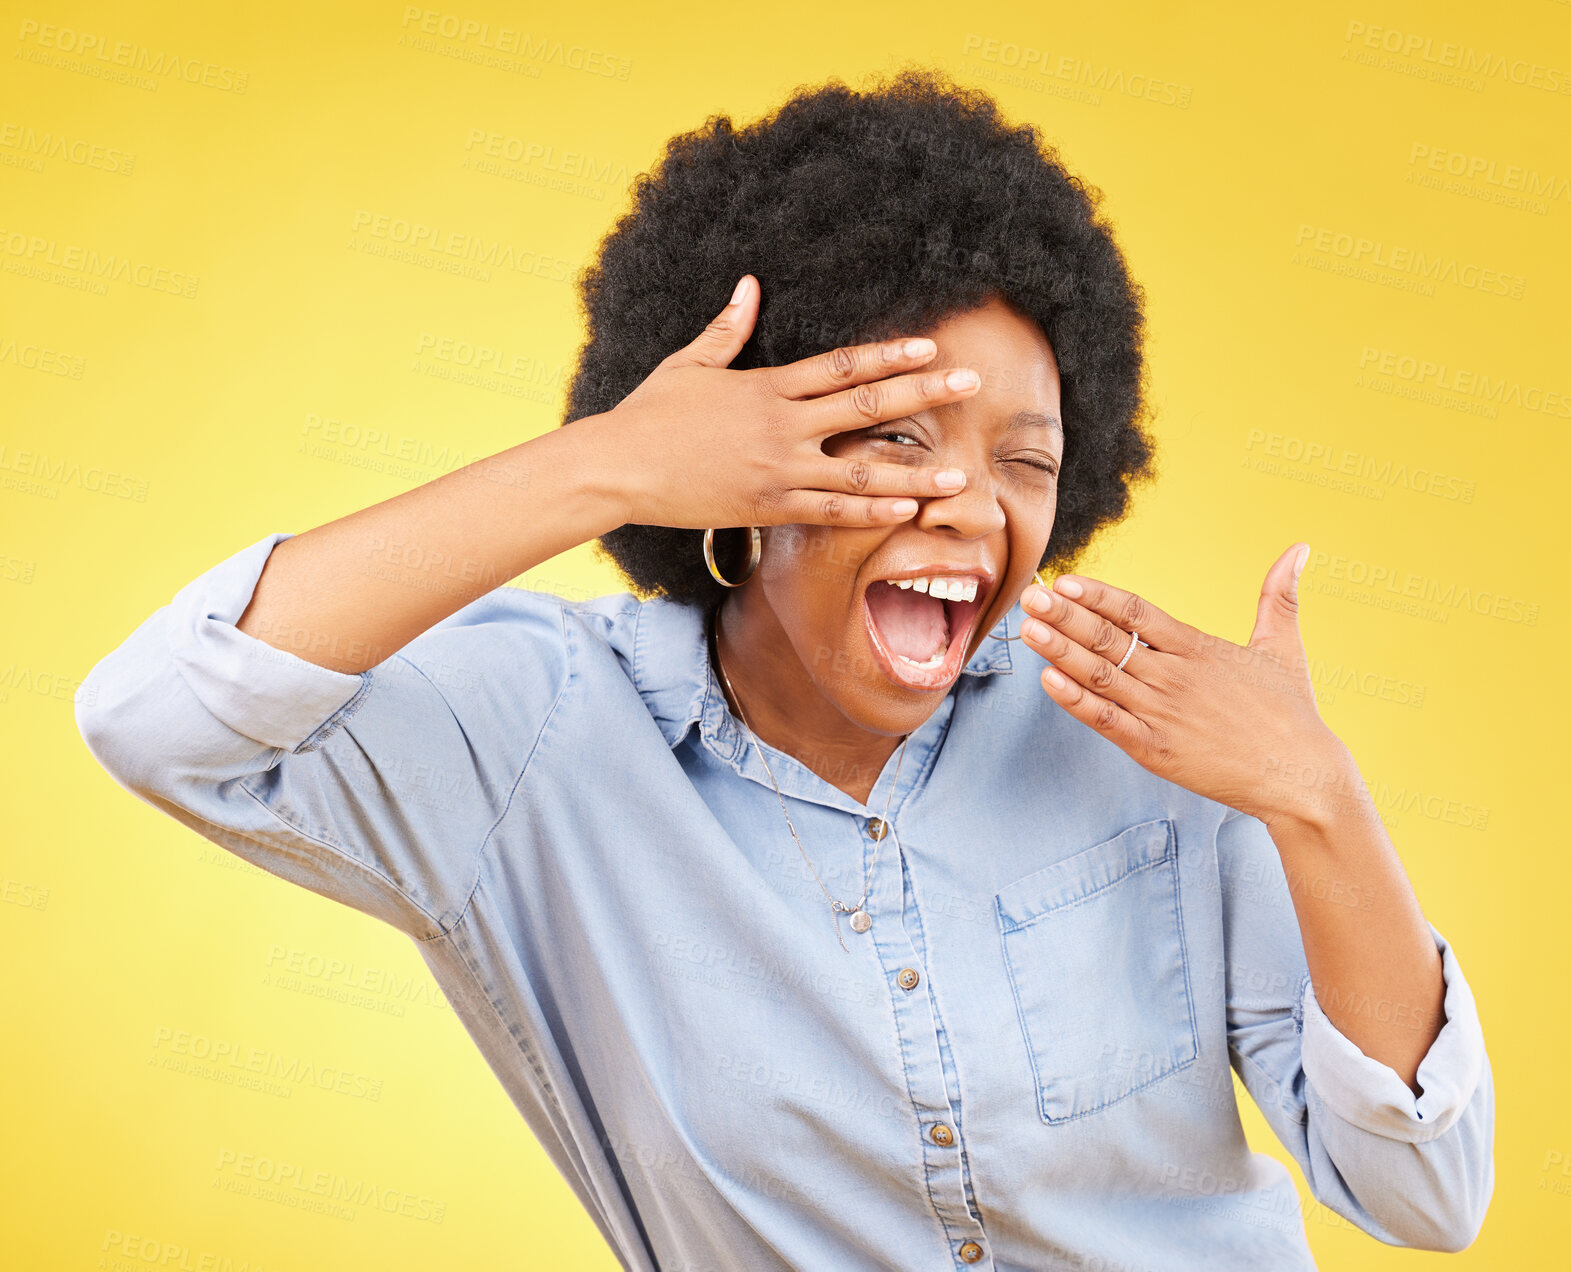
[998,838,1172,933]
[997,902,1053,1123]
[999,821,1200,1124]
[235,777,445,937]
[903,847,986,1236]
[1010,879,1198,1124]
[292,669,375,754]
[880,895,952,1240]
[428,598,574,944]
[1169,819,1203,1074]
[422,914,570,1123]
[1235,1046,1309,1127]
[382,648,543,942]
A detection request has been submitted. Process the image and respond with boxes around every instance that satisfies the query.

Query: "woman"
[77,68,1492,1270]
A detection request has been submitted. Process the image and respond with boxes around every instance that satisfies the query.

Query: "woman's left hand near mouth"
[1019,542,1370,833]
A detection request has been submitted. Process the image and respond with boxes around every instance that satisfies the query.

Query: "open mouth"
[861,572,991,691]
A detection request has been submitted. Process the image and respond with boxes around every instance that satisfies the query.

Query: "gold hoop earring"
[703,526,761,587]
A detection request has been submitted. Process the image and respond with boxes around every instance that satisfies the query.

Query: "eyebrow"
[875,406,1063,440]
[1009,409,1063,438]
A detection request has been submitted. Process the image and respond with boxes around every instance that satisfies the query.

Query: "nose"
[914,466,1006,539]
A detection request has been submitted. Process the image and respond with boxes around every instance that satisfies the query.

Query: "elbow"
[75,628,295,817]
[1432,1224,1484,1256]
[1309,1061,1497,1254]
[1432,1149,1495,1254]
[1406,1186,1491,1254]
[1351,1158,1493,1254]
[1381,1091,1496,1253]
[74,641,191,799]
[75,660,135,783]
[1427,1060,1497,1253]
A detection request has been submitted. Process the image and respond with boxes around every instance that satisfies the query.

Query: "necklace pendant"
[849,908,872,934]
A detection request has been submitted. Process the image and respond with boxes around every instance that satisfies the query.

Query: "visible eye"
[868,430,923,447]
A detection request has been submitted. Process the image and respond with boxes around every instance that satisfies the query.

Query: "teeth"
[886,574,982,601]
[896,647,948,670]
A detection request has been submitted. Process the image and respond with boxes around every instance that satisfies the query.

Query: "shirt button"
[959,1240,984,1263]
[929,1122,954,1147]
[898,967,920,991]
[865,817,889,840]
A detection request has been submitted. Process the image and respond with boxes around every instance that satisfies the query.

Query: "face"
[753,293,1063,735]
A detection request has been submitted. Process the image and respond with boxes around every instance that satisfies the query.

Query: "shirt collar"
[632,596,1016,755]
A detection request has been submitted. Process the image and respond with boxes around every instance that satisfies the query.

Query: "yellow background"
[4,0,1565,1265]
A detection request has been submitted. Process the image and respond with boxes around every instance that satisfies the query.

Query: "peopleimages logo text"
[1294,224,1525,298]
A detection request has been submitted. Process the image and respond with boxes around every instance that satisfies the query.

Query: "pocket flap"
[995,817,1175,933]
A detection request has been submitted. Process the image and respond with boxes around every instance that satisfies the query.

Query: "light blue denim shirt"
[76,532,1494,1271]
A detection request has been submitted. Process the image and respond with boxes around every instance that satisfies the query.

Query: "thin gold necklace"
[708,608,909,954]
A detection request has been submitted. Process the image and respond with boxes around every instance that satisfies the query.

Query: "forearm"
[1260,746,1446,1094]
[237,415,630,673]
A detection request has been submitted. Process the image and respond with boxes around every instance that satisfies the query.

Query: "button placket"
[868,811,990,1265]
[921,919,983,1224]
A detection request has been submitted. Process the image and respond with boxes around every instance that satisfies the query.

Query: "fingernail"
[1294,544,1310,579]
[891,499,918,516]
[903,338,935,358]
[730,276,750,304]
[1022,584,1052,612]
[935,468,966,490]
[946,369,979,390]
[1054,576,1083,597]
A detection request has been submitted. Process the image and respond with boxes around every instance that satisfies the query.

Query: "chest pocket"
[995,817,1198,1124]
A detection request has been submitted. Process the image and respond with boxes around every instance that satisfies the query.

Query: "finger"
[798,364,982,439]
[1030,636,1153,749]
[804,455,969,500]
[663,274,760,370]
[764,488,928,528]
[1027,575,1203,658]
[1019,587,1160,680]
[1018,612,1155,712]
[1248,542,1308,652]
[765,334,939,401]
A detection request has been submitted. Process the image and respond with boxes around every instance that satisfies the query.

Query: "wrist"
[1251,734,1375,838]
[558,411,643,535]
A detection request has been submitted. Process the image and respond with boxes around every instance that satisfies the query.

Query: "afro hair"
[561,65,1158,610]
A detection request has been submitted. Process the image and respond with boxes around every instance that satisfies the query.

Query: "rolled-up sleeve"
[1300,923,1484,1140]
[1216,807,1495,1253]
[76,531,572,939]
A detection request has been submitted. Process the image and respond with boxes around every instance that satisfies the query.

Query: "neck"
[709,594,907,806]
